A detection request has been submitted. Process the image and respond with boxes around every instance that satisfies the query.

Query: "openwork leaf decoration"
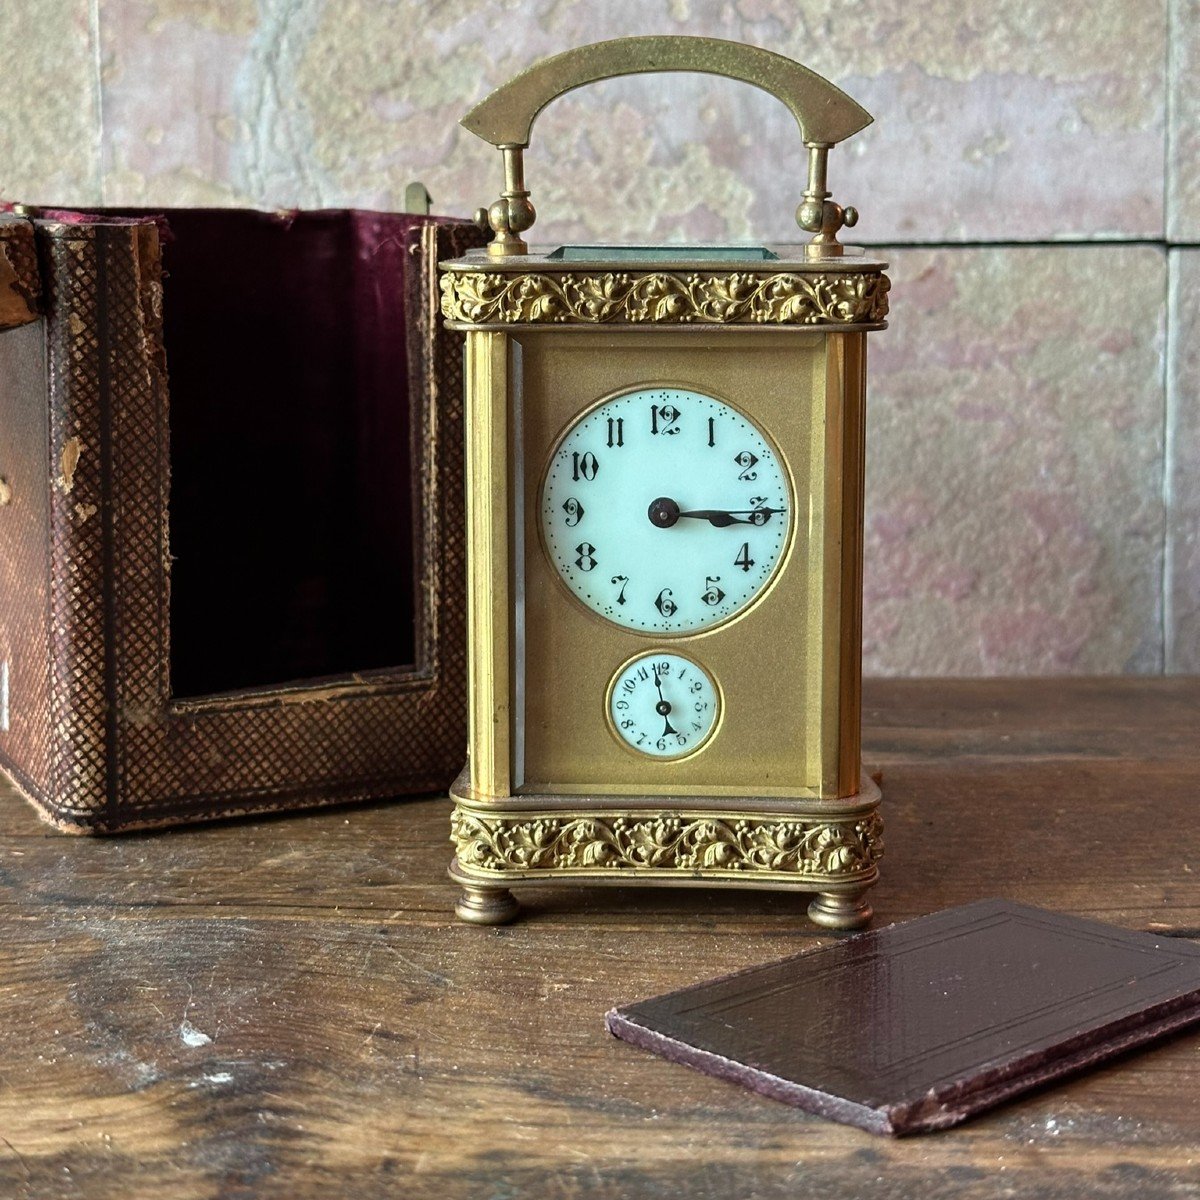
[693,272,755,321]
[504,818,559,868]
[620,817,683,867]
[570,273,625,321]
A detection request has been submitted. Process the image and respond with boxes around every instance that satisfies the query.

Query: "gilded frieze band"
[441,269,889,328]
[451,808,884,878]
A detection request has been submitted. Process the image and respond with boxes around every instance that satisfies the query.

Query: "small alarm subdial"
[608,652,720,760]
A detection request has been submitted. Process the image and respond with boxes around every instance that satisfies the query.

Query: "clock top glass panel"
[539,387,794,635]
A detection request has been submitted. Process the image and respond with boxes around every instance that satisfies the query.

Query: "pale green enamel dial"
[608,651,720,759]
[540,387,792,635]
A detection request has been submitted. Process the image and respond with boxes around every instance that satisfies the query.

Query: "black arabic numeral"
[610,574,629,605]
[606,417,624,448]
[734,543,754,573]
[747,496,773,527]
[701,575,726,606]
[654,588,677,618]
[734,450,759,481]
[574,542,597,572]
[707,417,716,448]
[561,497,585,527]
[650,403,680,436]
[572,451,599,482]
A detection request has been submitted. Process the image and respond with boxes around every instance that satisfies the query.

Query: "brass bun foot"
[808,890,873,931]
[455,883,520,926]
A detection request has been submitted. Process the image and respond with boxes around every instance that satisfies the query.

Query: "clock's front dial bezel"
[536,382,798,640]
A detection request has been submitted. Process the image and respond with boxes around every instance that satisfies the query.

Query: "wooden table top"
[1,677,1197,1199]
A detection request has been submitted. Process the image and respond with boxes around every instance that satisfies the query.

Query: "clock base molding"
[447,768,882,929]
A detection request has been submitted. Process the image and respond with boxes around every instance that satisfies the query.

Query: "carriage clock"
[440,36,889,929]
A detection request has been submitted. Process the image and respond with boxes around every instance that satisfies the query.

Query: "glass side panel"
[547,244,779,262]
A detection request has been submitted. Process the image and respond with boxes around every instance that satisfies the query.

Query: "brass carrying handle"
[461,35,872,257]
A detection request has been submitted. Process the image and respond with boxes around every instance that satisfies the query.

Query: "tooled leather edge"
[0,216,41,330]
[38,220,114,824]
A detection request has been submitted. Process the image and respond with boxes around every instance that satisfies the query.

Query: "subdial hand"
[653,668,678,737]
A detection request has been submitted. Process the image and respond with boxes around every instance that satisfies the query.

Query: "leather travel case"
[0,206,485,832]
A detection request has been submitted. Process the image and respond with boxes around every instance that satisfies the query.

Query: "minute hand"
[677,507,785,528]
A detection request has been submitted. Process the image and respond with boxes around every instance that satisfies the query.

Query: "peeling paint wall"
[0,0,1192,674]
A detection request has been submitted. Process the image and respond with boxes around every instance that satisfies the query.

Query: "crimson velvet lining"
[106,207,423,697]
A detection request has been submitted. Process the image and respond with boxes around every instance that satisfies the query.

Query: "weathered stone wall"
[2,0,1192,673]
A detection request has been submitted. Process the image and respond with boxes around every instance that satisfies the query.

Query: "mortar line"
[1162,0,1176,674]
[853,238,1193,251]
[1166,0,1179,244]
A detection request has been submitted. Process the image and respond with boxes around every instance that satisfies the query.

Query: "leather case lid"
[607,899,1200,1135]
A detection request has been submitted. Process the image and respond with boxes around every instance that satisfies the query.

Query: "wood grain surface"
[0,678,1197,1199]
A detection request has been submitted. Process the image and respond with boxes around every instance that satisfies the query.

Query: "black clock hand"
[678,507,785,528]
[653,668,678,737]
[647,496,784,529]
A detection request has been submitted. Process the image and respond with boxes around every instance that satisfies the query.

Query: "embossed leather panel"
[607,899,1200,1134]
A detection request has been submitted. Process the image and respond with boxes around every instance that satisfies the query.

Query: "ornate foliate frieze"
[440,269,889,328]
[450,809,883,878]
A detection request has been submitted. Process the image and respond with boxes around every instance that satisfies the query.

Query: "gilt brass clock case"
[441,36,889,929]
